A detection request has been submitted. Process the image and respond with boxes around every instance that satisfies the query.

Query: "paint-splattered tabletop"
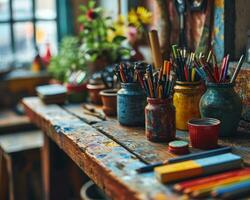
[22,97,250,200]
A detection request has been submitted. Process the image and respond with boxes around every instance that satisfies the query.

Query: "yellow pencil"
[186,175,250,195]
[191,177,250,198]
[191,68,196,82]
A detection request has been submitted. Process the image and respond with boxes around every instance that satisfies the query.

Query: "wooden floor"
[22,97,250,200]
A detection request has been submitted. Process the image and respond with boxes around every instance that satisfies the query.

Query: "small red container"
[168,140,189,155]
[188,118,221,150]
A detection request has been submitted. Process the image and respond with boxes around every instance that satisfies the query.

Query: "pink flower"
[127,26,138,44]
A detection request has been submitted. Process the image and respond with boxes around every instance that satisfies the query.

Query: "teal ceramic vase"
[117,83,146,126]
[199,82,242,137]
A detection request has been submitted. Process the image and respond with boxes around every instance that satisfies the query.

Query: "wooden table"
[22,97,250,200]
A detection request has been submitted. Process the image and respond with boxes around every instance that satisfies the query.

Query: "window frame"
[0,0,73,67]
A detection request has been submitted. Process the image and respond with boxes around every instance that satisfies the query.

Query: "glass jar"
[117,83,146,126]
[173,81,203,130]
[145,98,176,142]
[199,82,242,136]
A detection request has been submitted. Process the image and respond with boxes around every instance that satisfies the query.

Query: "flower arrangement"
[108,6,152,45]
[78,1,131,70]
[127,6,152,42]
[48,2,152,83]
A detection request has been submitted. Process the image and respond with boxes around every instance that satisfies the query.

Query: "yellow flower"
[128,7,152,27]
[136,7,152,25]
[107,29,115,42]
[107,15,127,42]
[128,9,140,27]
[116,15,125,26]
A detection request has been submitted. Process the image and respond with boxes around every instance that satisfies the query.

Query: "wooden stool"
[0,130,43,200]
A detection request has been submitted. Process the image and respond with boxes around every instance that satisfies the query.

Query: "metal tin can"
[117,83,146,126]
[145,98,176,142]
[199,82,242,136]
[173,81,203,130]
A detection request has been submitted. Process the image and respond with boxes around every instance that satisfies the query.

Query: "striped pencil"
[186,174,250,195]
[212,179,250,199]
[174,168,250,192]
[191,177,250,198]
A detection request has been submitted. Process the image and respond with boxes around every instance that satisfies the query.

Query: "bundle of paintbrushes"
[194,51,245,83]
[136,62,175,99]
[171,45,201,82]
[113,62,147,83]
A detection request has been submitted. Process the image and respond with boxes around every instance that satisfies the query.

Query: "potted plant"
[48,36,88,103]
[78,1,131,73]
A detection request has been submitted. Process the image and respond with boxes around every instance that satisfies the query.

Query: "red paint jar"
[145,98,176,142]
[188,118,221,150]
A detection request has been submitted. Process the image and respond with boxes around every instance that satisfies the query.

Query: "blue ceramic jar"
[117,83,146,126]
[199,82,242,136]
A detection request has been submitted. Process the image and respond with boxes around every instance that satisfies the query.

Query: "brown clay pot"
[99,89,118,116]
[86,84,106,105]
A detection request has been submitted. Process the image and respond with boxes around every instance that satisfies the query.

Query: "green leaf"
[88,0,95,8]
[112,36,127,43]
[79,5,87,12]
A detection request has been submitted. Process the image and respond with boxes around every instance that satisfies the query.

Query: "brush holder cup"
[199,82,242,137]
[173,81,203,130]
[145,98,176,142]
[117,83,146,126]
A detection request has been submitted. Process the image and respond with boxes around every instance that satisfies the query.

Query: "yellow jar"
[173,81,203,130]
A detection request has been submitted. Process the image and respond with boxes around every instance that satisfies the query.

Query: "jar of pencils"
[145,98,175,142]
[173,81,203,130]
[117,83,146,126]
[199,82,242,136]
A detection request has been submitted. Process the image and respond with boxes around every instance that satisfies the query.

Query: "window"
[0,0,58,68]
[100,0,128,18]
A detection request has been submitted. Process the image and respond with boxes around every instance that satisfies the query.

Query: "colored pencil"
[113,62,148,84]
[185,174,250,194]
[136,146,232,173]
[230,55,245,83]
[174,167,250,192]
[171,45,200,82]
[190,176,250,198]
[212,179,250,199]
[137,62,175,99]
[195,51,245,84]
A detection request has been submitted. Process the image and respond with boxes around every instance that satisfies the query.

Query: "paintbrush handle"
[168,146,232,164]
[149,30,163,69]
[136,161,163,173]
[230,55,244,83]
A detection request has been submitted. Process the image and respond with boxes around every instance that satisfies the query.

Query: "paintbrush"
[230,55,245,83]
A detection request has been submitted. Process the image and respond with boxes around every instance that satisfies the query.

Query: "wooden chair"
[0,130,43,200]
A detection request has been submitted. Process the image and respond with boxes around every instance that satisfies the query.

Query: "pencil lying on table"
[136,146,232,173]
[174,167,250,192]
[190,175,250,198]
[212,179,250,199]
